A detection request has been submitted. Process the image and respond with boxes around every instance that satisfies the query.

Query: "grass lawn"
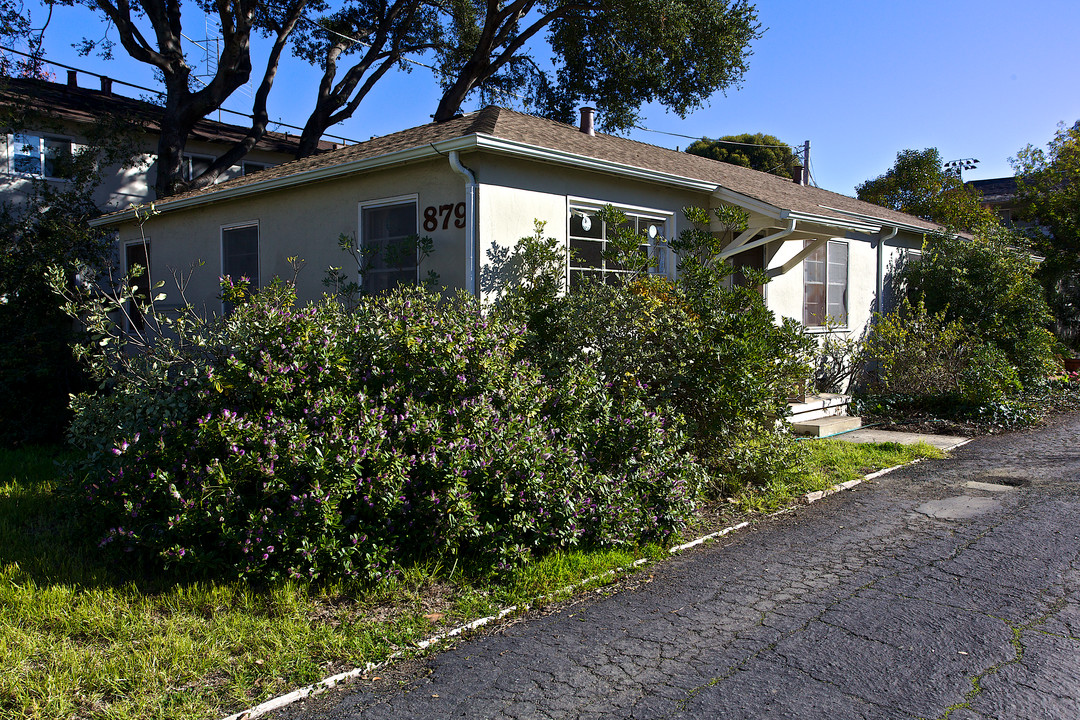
[0,438,943,720]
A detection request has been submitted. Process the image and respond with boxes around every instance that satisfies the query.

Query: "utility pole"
[802,140,811,185]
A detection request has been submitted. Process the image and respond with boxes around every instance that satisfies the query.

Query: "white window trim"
[357,194,420,289]
[803,239,849,330]
[7,132,79,179]
[220,221,260,315]
[565,197,675,283]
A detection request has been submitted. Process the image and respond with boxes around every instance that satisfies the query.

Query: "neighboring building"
[92,106,940,340]
[0,74,337,213]
[967,176,1037,232]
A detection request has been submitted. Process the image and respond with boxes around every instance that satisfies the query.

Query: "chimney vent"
[100,76,113,94]
[792,163,805,185]
[579,107,595,136]
[67,70,78,87]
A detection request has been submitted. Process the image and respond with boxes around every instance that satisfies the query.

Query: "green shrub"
[862,298,1010,401]
[64,283,700,581]
[902,225,1059,385]
[494,206,811,493]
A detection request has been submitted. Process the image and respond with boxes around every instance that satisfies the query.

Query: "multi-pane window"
[361,200,418,293]
[11,133,74,178]
[803,239,848,327]
[568,207,668,289]
[222,223,259,313]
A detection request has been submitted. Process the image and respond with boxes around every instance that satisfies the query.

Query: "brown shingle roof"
[102,105,940,233]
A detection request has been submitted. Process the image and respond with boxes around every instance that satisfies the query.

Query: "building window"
[242,161,270,175]
[803,239,847,327]
[183,154,214,182]
[222,223,259,313]
[360,198,418,293]
[11,133,74,178]
[124,240,150,334]
[568,206,669,289]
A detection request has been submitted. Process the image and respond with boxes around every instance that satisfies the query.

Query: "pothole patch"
[915,495,1001,520]
[964,481,1016,493]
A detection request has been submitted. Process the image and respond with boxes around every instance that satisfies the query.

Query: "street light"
[943,158,979,180]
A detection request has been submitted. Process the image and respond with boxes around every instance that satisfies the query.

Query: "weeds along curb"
[222,451,945,720]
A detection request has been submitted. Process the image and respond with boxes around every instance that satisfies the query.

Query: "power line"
[631,125,793,149]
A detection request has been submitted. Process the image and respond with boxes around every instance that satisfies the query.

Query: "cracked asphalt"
[270,412,1080,719]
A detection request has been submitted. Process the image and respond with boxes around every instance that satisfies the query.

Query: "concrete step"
[791,415,863,438]
[788,393,851,422]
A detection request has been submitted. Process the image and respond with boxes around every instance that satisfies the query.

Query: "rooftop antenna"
[183,14,251,121]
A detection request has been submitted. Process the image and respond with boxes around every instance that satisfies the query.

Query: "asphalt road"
[270,412,1080,720]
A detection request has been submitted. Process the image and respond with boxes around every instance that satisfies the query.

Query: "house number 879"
[423,203,467,231]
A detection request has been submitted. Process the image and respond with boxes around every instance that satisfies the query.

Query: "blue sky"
[26,0,1080,195]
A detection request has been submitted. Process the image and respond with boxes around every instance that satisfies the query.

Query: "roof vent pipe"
[67,70,78,87]
[579,107,595,136]
[100,77,113,94]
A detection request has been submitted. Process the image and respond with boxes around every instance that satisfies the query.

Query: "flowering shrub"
[66,283,700,581]
[494,206,812,493]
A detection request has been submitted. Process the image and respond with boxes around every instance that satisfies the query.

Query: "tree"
[1012,121,1080,348]
[292,0,762,151]
[684,133,795,178]
[0,103,140,445]
[290,0,442,157]
[855,148,995,231]
[432,0,761,131]
[66,0,760,192]
[900,223,1058,385]
[72,0,312,197]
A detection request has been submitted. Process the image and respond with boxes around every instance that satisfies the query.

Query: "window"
[803,240,847,327]
[242,161,270,176]
[360,198,418,293]
[183,154,214,182]
[222,223,259,313]
[11,133,74,178]
[124,240,151,334]
[568,206,669,289]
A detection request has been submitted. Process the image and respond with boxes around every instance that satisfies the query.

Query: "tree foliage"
[70,0,313,197]
[855,148,995,231]
[684,132,795,178]
[1012,120,1080,348]
[900,224,1058,385]
[62,0,760,193]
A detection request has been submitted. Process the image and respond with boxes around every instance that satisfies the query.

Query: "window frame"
[9,132,77,179]
[565,198,674,288]
[803,239,849,329]
[357,194,420,292]
[182,153,216,182]
[220,221,260,315]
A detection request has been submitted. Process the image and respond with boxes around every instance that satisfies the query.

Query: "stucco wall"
[764,229,925,339]
[114,157,466,315]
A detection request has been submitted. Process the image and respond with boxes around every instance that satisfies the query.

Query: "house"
[90,106,939,344]
[1,74,337,214]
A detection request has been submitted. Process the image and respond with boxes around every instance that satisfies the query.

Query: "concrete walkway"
[824,427,972,452]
